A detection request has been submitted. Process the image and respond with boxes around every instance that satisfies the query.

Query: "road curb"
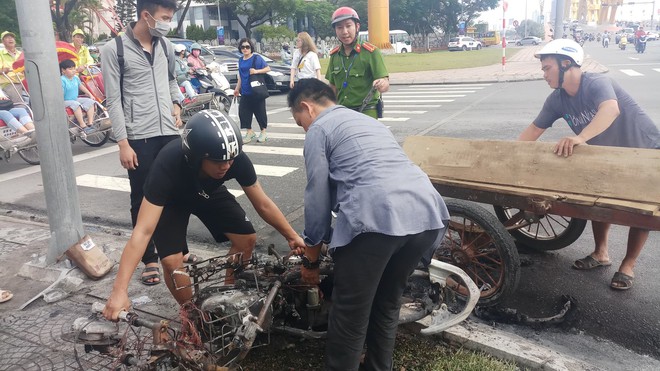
[441,321,599,371]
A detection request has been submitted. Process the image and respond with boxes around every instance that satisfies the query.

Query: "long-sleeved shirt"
[302,105,449,251]
[100,23,180,142]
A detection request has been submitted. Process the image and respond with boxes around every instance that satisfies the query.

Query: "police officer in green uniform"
[325,6,389,119]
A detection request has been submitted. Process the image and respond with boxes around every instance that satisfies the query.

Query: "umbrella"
[12,41,78,73]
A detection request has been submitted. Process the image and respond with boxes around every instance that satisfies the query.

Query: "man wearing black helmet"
[519,39,659,291]
[103,110,305,320]
[325,6,389,119]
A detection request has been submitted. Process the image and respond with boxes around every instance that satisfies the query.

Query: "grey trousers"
[325,228,443,371]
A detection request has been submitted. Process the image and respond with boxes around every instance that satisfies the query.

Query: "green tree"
[294,0,335,38]
[0,0,20,41]
[205,0,298,38]
[516,19,544,38]
[114,0,136,34]
[253,24,295,41]
[51,0,102,41]
[186,24,206,41]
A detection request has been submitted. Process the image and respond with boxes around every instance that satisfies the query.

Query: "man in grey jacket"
[101,0,182,285]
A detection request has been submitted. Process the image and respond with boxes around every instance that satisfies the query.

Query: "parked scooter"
[191,62,233,114]
[636,35,647,53]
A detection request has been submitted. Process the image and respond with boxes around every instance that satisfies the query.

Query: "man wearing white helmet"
[518,39,660,290]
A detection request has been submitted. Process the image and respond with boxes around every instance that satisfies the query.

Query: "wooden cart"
[404,136,660,306]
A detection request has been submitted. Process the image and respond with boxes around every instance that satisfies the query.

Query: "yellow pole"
[368,0,392,50]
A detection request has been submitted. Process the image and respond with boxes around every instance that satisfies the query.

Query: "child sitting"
[59,59,97,134]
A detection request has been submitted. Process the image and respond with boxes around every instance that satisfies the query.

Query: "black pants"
[326,228,443,371]
[127,135,179,265]
[238,95,267,130]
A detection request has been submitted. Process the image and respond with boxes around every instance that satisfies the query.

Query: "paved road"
[1,41,659,369]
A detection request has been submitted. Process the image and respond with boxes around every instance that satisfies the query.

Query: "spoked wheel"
[80,105,110,147]
[211,93,231,114]
[493,205,587,251]
[18,144,40,165]
[435,199,520,307]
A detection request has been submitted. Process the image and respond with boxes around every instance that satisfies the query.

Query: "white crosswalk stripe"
[620,69,643,76]
[76,147,301,197]
[653,68,660,73]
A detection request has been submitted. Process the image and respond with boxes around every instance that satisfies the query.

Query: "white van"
[358,30,412,53]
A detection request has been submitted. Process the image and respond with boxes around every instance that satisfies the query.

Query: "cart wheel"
[493,206,587,251]
[17,145,40,165]
[435,199,520,307]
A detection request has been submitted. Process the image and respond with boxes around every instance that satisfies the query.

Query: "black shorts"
[151,186,255,259]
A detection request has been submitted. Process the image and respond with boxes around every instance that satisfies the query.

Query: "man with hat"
[0,31,24,103]
[325,6,389,119]
[71,28,94,73]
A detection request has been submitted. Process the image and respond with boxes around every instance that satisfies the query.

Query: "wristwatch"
[301,255,320,269]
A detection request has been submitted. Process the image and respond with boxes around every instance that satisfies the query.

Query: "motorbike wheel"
[493,206,587,251]
[18,145,40,165]
[434,199,520,307]
[211,93,231,114]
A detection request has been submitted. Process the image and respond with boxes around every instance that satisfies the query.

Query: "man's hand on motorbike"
[288,235,306,253]
[553,135,586,157]
[103,290,131,321]
[118,141,139,170]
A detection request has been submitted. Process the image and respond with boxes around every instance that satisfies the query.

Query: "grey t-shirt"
[534,73,660,149]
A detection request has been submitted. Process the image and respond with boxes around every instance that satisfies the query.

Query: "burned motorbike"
[64,247,478,370]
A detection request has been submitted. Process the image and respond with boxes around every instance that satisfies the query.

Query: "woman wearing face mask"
[187,43,206,93]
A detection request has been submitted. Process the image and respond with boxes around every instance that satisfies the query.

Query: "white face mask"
[147,12,170,38]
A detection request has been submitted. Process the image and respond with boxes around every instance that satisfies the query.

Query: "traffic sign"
[513,20,519,27]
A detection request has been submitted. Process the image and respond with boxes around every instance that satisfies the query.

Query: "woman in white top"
[289,32,322,89]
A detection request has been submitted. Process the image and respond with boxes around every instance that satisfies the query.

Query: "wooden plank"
[593,198,660,216]
[429,178,599,207]
[404,136,660,206]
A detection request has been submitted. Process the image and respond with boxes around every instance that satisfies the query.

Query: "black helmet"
[182,110,242,169]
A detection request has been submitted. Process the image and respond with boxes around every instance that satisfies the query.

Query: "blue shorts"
[64,98,95,112]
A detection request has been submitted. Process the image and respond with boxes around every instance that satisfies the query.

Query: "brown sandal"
[141,266,161,286]
[611,272,634,290]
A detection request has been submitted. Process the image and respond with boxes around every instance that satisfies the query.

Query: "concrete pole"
[367,0,393,51]
[16,0,85,263]
[554,0,565,39]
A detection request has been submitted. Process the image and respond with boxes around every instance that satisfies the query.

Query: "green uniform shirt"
[325,41,388,110]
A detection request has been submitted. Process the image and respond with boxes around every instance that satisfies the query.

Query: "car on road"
[516,36,542,46]
[447,37,482,51]
[208,46,292,92]
[506,38,520,46]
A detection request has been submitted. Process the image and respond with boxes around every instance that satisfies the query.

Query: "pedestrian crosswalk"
[380,84,490,122]
[618,66,660,77]
[71,83,491,198]
[76,144,304,198]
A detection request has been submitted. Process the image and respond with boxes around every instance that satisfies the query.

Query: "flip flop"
[183,253,199,264]
[0,289,13,303]
[611,271,634,290]
[572,255,612,270]
[141,266,161,286]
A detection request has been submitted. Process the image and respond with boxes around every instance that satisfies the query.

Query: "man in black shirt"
[103,110,305,317]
